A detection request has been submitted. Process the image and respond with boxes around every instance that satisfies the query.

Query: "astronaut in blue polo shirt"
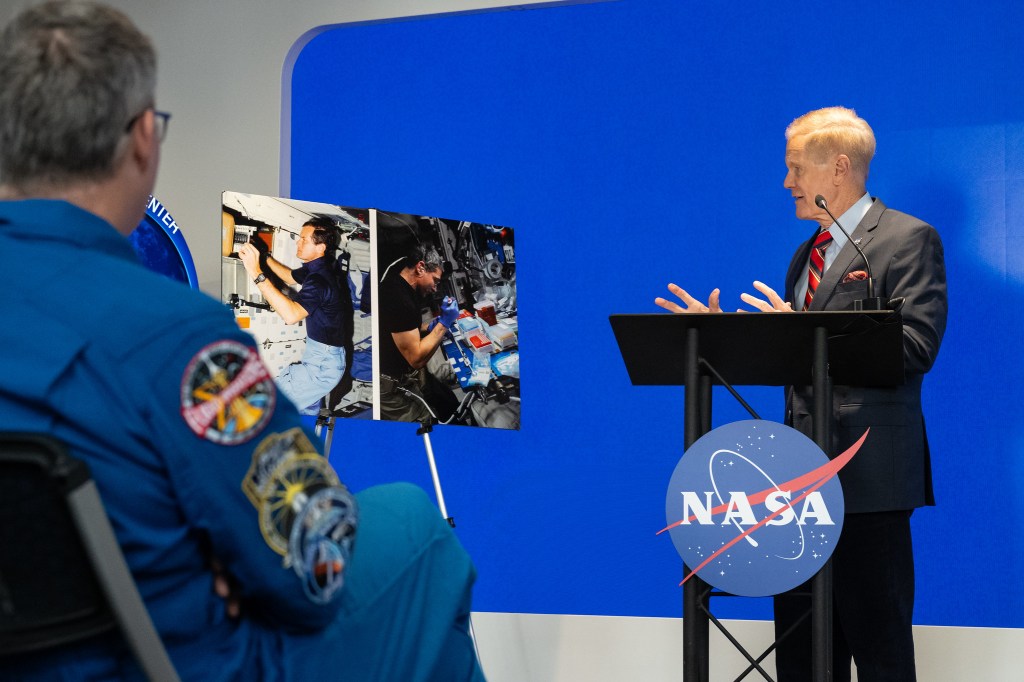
[237,217,353,414]
[0,3,483,681]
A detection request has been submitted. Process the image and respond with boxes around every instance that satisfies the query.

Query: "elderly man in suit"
[657,106,947,681]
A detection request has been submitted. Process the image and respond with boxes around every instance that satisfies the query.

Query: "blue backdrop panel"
[289,0,1024,627]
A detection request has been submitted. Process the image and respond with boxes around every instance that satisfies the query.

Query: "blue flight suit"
[0,200,483,682]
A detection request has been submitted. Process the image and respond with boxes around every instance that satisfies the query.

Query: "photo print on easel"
[372,210,519,430]
[221,191,373,419]
[220,192,519,430]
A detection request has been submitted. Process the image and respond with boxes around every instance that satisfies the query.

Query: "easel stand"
[417,421,455,527]
[610,311,904,682]
[412,421,485,672]
[314,412,337,459]
[314,412,456,526]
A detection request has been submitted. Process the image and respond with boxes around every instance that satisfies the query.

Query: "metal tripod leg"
[314,409,337,459]
[417,421,454,527]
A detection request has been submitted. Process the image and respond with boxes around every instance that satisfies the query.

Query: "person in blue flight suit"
[0,3,484,681]
[237,217,352,414]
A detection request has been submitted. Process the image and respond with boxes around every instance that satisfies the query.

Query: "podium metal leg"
[683,573,711,682]
[682,328,711,681]
[678,326,834,681]
[684,327,702,450]
[811,561,833,681]
[811,326,833,681]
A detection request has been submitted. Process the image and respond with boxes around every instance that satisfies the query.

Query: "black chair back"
[0,433,180,681]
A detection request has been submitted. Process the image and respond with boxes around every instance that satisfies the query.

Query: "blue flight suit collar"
[0,198,139,263]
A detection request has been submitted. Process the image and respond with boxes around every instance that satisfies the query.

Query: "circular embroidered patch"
[180,340,276,444]
[242,429,357,604]
[289,486,358,604]
[257,451,340,558]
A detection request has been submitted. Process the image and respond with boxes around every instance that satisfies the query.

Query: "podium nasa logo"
[662,420,865,597]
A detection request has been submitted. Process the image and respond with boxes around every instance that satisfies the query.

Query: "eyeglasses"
[124,107,172,142]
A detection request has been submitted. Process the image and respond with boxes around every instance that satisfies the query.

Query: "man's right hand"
[438,296,460,327]
[655,283,721,313]
[237,242,260,277]
[211,559,241,619]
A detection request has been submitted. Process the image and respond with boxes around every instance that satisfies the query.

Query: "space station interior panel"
[221,257,247,305]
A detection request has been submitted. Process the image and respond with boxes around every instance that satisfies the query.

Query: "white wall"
[472,614,1024,682]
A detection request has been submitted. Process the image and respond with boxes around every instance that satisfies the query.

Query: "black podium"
[610,311,904,682]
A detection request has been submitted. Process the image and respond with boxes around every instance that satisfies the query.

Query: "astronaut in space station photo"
[220,192,518,430]
[374,210,519,430]
[221,191,373,420]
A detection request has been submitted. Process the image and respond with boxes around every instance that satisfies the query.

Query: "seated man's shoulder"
[66,257,239,358]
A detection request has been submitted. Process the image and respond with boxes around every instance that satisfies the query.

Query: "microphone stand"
[815,195,884,310]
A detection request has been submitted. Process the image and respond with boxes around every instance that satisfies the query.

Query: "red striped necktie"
[802,229,833,311]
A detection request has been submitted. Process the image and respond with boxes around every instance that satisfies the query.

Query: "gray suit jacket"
[783,198,947,513]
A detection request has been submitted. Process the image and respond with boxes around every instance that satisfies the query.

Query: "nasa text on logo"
[662,420,866,597]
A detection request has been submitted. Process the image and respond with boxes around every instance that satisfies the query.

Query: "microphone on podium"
[814,195,884,311]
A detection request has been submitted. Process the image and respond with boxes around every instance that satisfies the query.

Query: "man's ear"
[833,154,851,185]
[128,108,157,173]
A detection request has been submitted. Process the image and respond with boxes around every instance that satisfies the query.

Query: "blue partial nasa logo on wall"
[128,195,199,288]
[662,420,845,597]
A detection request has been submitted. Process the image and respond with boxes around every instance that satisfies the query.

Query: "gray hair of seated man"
[0,1,156,190]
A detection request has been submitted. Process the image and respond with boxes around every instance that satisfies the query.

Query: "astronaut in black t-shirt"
[238,217,352,413]
[378,243,458,422]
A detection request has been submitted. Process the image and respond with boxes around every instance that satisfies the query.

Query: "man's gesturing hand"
[655,283,721,314]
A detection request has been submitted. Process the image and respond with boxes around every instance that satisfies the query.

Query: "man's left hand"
[738,281,793,312]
